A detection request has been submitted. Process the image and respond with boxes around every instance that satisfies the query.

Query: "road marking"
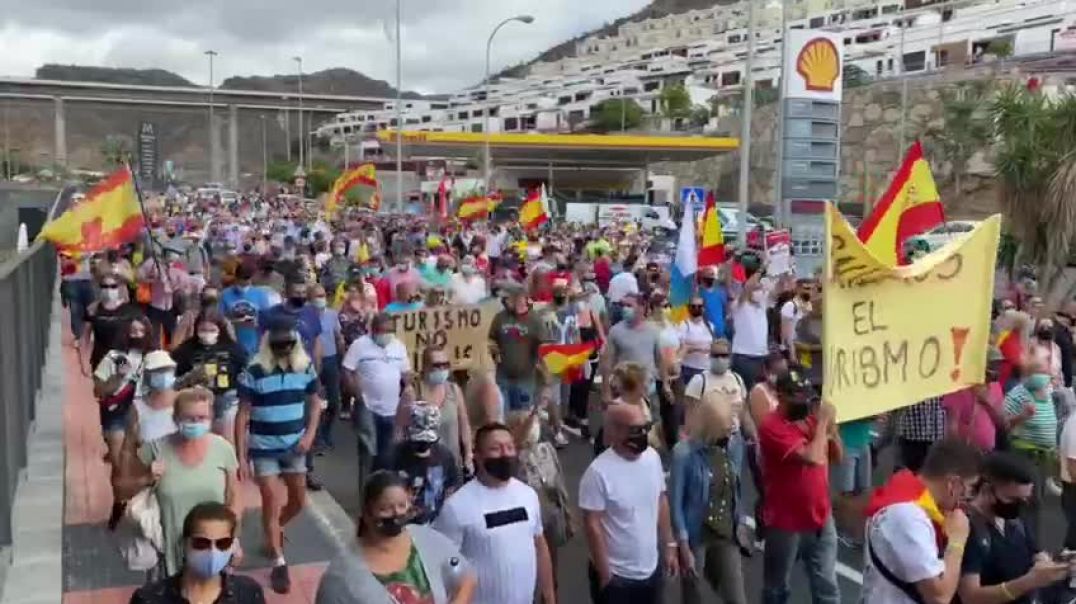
[742,517,864,585]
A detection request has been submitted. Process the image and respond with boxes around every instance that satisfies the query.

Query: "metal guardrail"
[0,187,67,546]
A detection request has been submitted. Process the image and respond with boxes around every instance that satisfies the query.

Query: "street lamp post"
[205,49,218,183]
[260,115,268,193]
[293,56,305,172]
[483,15,535,192]
[395,0,403,212]
[736,0,756,247]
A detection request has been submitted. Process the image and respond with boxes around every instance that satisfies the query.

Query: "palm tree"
[923,81,992,203]
[991,84,1076,290]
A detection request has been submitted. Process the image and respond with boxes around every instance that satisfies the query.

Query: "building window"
[457,112,468,120]
[575,92,591,101]
[888,58,894,71]
[504,117,519,131]
[876,60,884,74]
[721,71,741,86]
[558,96,571,105]
[389,118,398,126]
[903,50,926,71]
[882,4,900,14]
[810,16,825,27]
[421,116,431,123]
[472,109,484,117]
[522,115,537,129]
[644,81,661,92]
[471,123,483,133]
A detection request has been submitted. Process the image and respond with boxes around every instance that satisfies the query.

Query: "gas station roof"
[377,131,739,168]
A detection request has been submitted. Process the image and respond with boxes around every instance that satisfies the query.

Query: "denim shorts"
[213,391,239,422]
[252,451,308,477]
[498,377,536,414]
[833,444,872,494]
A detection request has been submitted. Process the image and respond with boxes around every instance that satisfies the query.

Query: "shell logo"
[795,37,841,92]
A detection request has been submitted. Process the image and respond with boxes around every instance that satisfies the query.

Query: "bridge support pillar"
[228,104,239,189]
[53,97,66,169]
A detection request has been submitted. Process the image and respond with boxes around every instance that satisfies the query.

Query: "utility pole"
[736,0,757,247]
[260,115,268,192]
[396,0,404,211]
[294,56,305,171]
[774,0,789,226]
[205,49,219,183]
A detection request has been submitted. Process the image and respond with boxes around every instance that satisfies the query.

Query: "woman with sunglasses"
[116,387,241,577]
[130,501,264,603]
[83,274,145,371]
[316,471,476,604]
[396,346,473,472]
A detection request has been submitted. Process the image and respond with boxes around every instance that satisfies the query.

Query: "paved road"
[314,409,1071,604]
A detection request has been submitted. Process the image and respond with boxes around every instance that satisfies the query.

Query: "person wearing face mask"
[83,274,144,370]
[434,423,556,604]
[172,285,226,349]
[395,347,473,471]
[778,280,813,357]
[171,311,247,447]
[137,247,196,347]
[386,247,423,296]
[384,281,425,313]
[956,452,1071,604]
[600,293,670,409]
[316,471,477,604]
[310,284,344,452]
[580,403,679,604]
[342,313,413,474]
[321,240,354,297]
[116,388,242,577]
[684,338,749,472]
[670,399,749,604]
[220,264,276,356]
[421,254,455,290]
[236,317,323,594]
[862,439,982,604]
[130,503,264,604]
[388,404,463,525]
[757,370,842,604]
[1030,318,1064,389]
[451,255,488,305]
[696,265,729,339]
[678,296,715,387]
[488,288,548,416]
[729,270,771,388]
[258,279,323,368]
[1004,359,1060,541]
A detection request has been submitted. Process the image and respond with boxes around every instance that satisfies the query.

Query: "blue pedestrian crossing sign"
[680,187,706,215]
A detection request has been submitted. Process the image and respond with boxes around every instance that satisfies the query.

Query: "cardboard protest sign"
[389,302,499,371]
[822,204,1000,421]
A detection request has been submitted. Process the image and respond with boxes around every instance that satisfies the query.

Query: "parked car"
[904,220,981,252]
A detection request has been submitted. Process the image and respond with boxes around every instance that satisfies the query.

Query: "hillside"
[496,0,729,78]
[33,64,429,98]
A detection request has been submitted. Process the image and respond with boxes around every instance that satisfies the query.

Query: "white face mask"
[102,288,121,303]
[197,331,219,346]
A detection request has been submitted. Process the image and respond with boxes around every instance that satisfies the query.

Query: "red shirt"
[759,413,831,532]
[374,277,392,310]
[594,257,612,293]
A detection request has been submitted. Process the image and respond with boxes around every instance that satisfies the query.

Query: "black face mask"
[270,341,296,357]
[288,296,306,308]
[798,293,811,302]
[624,429,650,454]
[483,456,517,481]
[201,296,219,309]
[1037,328,1053,340]
[710,436,730,449]
[786,401,811,421]
[701,278,716,288]
[374,515,407,537]
[992,492,1024,520]
[411,441,433,455]
[553,294,567,305]
[688,306,704,318]
[128,336,148,350]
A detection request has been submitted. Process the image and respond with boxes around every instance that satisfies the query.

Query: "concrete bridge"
[0,78,390,187]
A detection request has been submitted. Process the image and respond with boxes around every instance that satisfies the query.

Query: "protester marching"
[38,142,1076,604]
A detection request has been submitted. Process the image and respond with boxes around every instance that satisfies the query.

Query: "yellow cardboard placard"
[822,204,1000,421]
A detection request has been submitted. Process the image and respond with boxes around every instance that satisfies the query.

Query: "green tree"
[989,39,1014,59]
[305,159,340,197]
[844,64,872,89]
[923,81,993,201]
[100,135,133,167]
[688,105,712,128]
[659,84,692,120]
[266,160,299,183]
[589,99,644,132]
[991,84,1076,290]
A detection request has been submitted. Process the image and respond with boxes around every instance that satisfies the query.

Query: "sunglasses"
[711,353,731,359]
[100,284,120,290]
[429,362,451,370]
[189,536,234,551]
[688,305,703,311]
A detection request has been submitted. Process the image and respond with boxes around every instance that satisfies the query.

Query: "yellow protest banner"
[822,203,1000,422]
[389,302,499,371]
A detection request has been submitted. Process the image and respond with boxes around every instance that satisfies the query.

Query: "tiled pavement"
[58,330,354,604]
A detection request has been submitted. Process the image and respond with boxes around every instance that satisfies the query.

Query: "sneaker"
[580,420,591,440]
[1048,477,1064,497]
[270,564,291,594]
[552,431,569,448]
[307,475,324,492]
[837,533,863,549]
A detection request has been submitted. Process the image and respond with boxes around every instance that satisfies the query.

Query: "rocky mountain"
[36,64,195,87]
[497,0,730,78]
[33,64,430,98]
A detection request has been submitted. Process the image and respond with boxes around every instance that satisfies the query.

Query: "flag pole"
[126,162,168,285]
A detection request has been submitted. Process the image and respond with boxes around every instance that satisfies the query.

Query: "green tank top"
[373,543,434,604]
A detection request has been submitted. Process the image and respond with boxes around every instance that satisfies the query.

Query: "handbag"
[117,487,163,571]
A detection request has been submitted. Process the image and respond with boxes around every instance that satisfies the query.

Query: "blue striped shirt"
[237,364,318,458]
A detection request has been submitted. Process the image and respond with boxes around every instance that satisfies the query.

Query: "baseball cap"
[775,368,816,401]
[265,314,298,343]
[407,403,441,443]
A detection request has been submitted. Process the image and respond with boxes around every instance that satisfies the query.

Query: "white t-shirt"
[779,299,804,341]
[861,503,945,604]
[451,274,488,305]
[685,370,746,432]
[1061,413,1076,482]
[607,272,640,304]
[433,478,543,604]
[731,294,769,356]
[678,319,713,371]
[341,335,411,417]
[578,447,665,580]
[489,232,507,258]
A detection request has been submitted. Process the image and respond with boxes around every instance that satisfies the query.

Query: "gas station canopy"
[377,131,739,168]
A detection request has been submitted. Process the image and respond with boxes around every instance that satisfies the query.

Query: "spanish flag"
[457,195,491,220]
[540,342,597,383]
[697,191,726,266]
[486,191,503,214]
[857,141,945,266]
[520,186,549,231]
[865,469,946,549]
[327,163,381,215]
[996,329,1024,386]
[39,167,144,253]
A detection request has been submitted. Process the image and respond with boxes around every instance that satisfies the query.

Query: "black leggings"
[569,327,599,422]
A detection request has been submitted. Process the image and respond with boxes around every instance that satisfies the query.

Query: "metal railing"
[0,189,63,547]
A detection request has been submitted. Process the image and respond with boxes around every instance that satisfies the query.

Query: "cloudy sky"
[0,0,651,94]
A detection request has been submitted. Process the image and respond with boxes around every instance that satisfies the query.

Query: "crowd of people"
[63,190,1076,603]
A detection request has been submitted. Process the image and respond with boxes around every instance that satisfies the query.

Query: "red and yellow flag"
[519,187,549,231]
[327,163,381,215]
[457,195,491,220]
[697,191,725,266]
[857,141,945,266]
[540,342,596,383]
[865,469,946,549]
[39,167,144,253]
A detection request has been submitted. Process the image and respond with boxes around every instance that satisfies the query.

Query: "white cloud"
[0,0,651,94]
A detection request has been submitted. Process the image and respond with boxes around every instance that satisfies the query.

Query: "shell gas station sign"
[784,30,844,101]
